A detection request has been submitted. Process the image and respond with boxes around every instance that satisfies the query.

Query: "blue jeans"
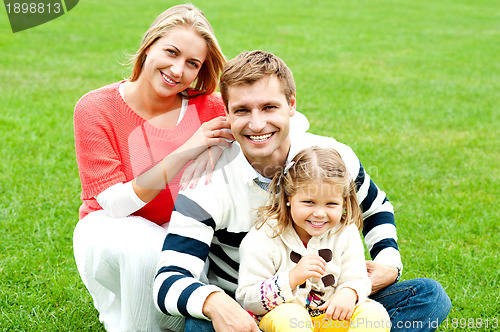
[185,318,263,332]
[184,317,216,332]
[370,278,451,332]
[185,278,451,332]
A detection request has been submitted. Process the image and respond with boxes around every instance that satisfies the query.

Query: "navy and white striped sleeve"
[326,139,401,270]
[153,193,223,319]
[355,162,402,270]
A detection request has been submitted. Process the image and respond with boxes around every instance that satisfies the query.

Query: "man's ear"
[289,93,296,117]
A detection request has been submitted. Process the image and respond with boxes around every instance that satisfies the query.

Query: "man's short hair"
[219,50,296,110]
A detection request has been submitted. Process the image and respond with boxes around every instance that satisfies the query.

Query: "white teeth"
[249,133,272,142]
[161,72,176,84]
[310,221,326,226]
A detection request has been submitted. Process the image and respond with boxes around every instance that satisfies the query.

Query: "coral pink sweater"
[74,81,225,225]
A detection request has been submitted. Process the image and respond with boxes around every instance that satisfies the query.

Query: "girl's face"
[140,27,207,99]
[288,181,345,244]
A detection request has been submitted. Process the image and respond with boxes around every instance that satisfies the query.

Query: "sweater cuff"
[336,282,369,304]
[373,247,403,272]
[188,285,225,320]
[275,270,295,302]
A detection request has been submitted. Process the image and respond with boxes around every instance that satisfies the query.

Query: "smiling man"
[153,51,450,332]
[225,74,295,178]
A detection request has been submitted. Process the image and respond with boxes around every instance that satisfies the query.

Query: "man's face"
[226,75,296,168]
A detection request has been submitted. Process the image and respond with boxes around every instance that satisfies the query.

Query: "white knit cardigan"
[236,221,371,316]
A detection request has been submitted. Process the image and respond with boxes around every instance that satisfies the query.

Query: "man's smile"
[246,133,274,143]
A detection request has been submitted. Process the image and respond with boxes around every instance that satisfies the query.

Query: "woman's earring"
[286,202,290,207]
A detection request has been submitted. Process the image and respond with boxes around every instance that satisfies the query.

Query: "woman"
[73,4,231,331]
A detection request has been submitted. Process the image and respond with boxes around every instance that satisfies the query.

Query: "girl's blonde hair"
[128,4,226,95]
[257,146,362,237]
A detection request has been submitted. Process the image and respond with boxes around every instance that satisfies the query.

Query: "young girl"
[236,146,390,332]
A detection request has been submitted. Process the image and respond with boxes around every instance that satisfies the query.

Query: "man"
[154,51,451,331]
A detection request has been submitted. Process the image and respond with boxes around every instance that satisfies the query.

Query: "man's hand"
[366,261,399,295]
[203,292,260,332]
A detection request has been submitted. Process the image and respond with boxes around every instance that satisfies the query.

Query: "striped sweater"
[154,132,401,319]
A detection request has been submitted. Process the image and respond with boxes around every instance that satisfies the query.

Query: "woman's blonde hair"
[128,4,226,95]
[257,146,362,237]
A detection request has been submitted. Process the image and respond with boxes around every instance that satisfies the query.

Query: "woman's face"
[140,27,207,98]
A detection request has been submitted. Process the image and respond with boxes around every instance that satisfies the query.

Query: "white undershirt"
[95,181,147,218]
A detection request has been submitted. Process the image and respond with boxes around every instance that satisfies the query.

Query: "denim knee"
[417,278,451,320]
[370,277,451,331]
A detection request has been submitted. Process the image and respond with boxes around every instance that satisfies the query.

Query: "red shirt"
[74,81,225,224]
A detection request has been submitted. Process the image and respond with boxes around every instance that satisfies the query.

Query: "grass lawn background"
[0,0,498,330]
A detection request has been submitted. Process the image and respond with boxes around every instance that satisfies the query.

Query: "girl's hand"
[319,288,357,321]
[289,255,326,289]
[181,116,233,159]
[179,146,223,190]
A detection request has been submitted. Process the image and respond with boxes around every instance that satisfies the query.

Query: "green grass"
[1,0,498,330]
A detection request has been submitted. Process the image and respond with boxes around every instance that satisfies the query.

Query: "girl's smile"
[288,180,345,244]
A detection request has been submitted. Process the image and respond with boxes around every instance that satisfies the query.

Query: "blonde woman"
[73,4,231,331]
